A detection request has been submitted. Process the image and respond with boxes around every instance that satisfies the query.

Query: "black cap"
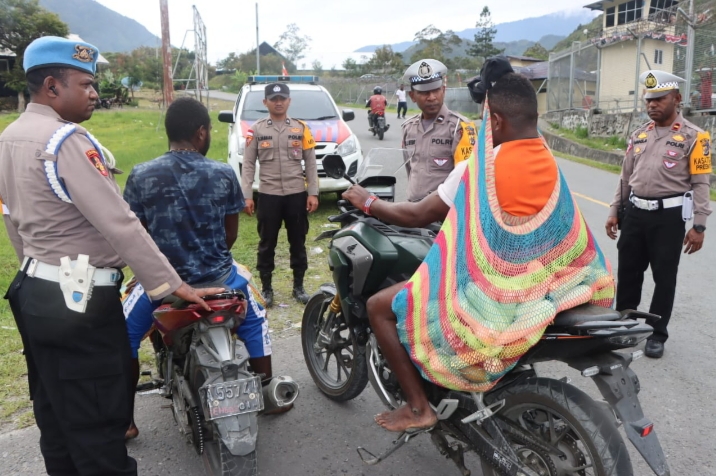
[265,83,290,99]
[467,56,514,104]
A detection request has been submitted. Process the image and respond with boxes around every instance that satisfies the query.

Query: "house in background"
[513,60,597,114]
[584,0,685,111]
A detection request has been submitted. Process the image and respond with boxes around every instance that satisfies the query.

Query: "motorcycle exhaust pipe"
[262,376,299,413]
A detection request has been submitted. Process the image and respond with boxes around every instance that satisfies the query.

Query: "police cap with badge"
[24,35,99,75]
[639,69,684,99]
[265,82,290,99]
[403,59,447,91]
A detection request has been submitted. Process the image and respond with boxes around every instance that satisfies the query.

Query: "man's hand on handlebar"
[173,282,225,311]
[342,184,371,211]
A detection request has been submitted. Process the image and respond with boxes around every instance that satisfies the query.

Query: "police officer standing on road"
[0,36,219,476]
[242,83,319,307]
[605,70,712,359]
[401,59,476,201]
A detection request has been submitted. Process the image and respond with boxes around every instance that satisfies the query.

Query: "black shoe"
[292,286,309,304]
[645,340,664,358]
[262,288,274,308]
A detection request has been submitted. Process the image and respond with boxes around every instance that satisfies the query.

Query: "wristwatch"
[693,225,706,233]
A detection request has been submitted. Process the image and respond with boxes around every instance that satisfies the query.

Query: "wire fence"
[547,1,716,114]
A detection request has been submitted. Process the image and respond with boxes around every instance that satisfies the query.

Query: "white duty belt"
[629,194,684,211]
[21,257,121,286]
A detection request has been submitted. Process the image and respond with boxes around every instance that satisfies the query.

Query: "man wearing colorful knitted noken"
[342,57,615,433]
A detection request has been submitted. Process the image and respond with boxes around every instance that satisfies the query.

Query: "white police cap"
[640,70,684,99]
[402,59,447,92]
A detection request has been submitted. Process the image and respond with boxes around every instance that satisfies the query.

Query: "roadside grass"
[0,106,337,431]
[546,124,629,153]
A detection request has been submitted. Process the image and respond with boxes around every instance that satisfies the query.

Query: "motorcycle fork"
[314,294,341,352]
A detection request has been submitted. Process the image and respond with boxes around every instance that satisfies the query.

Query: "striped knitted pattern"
[392,102,615,392]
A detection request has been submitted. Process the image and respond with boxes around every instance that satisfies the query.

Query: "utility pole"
[160,0,174,106]
[255,3,260,74]
[684,0,695,99]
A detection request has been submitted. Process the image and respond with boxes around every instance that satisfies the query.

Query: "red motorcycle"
[148,290,298,476]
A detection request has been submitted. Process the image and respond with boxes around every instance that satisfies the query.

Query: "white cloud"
[94,0,597,63]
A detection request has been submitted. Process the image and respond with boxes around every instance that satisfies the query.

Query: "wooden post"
[160,0,174,106]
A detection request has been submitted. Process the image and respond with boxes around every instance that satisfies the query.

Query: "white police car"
[218,75,362,193]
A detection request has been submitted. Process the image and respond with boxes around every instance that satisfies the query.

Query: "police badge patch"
[73,45,95,63]
[85,149,108,176]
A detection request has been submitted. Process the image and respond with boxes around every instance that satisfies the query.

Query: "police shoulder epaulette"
[682,119,705,134]
[401,114,421,127]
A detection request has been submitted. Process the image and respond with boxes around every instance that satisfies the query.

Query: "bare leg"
[250,356,272,381]
[368,282,437,432]
[125,358,139,440]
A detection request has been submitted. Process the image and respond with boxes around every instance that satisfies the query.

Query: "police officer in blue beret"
[0,36,221,475]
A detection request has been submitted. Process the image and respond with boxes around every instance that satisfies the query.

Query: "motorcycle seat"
[551,304,621,327]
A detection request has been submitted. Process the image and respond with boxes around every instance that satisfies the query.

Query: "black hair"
[165,97,211,143]
[488,73,538,129]
[25,67,68,95]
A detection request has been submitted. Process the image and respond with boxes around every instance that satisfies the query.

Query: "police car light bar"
[248,75,319,84]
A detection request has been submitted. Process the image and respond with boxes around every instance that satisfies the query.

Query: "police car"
[218,75,362,193]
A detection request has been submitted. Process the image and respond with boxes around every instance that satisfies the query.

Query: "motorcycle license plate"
[201,376,264,420]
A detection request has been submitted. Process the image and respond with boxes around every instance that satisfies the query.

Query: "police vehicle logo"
[273,85,282,92]
[418,62,433,79]
[645,73,657,89]
[73,45,95,63]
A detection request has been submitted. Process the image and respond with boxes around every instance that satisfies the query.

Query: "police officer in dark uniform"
[0,36,219,475]
[606,70,712,359]
[241,83,319,307]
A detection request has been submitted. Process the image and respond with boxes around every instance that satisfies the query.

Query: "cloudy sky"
[95,0,594,63]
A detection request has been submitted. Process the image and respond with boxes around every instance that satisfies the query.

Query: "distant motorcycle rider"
[366,86,388,133]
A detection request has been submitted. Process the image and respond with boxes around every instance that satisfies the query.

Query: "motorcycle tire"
[474,378,632,476]
[378,129,384,140]
[301,285,369,401]
[204,439,257,476]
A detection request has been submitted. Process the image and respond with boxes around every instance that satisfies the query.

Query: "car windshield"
[240,90,338,121]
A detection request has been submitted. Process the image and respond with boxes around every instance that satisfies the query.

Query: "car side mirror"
[218,110,235,123]
[342,109,355,122]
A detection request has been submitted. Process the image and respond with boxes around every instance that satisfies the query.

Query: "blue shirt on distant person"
[123,150,244,284]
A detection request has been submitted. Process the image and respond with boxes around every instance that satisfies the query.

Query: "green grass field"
[0,106,340,431]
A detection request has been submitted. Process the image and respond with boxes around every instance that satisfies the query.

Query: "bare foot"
[374,404,437,433]
[125,422,139,440]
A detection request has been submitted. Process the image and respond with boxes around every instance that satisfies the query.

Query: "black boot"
[292,270,310,304]
[260,273,274,308]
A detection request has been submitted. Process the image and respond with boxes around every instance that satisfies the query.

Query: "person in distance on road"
[366,85,388,134]
[343,60,614,433]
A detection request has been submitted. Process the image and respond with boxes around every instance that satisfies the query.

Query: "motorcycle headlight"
[336,135,357,157]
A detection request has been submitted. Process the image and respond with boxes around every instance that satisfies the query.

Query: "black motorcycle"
[300,150,670,476]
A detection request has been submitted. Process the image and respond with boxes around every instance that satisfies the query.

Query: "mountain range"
[355,10,598,55]
[38,0,161,54]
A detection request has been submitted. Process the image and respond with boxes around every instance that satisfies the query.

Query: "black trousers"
[616,205,686,343]
[6,270,137,476]
[256,191,309,276]
[397,101,407,117]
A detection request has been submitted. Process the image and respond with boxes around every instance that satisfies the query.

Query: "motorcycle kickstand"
[356,427,434,465]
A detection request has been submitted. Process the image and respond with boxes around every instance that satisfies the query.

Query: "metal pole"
[159,0,173,106]
[595,47,601,109]
[255,3,260,74]
[568,42,577,109]
[684,0,695,99]
[634,36,642,110]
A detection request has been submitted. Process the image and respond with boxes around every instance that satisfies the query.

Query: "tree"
[410,25,462,64]
[273,23,311,63]
[523,43,549,60]
[365,45,404,75]
[342,57,363,77]
[468,6,503,60]
[312,60,323,75]
[0,0,69,111]
[217,52,241,71]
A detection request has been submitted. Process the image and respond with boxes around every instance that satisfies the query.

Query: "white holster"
[682,191,694,222]
[58,254,96,313]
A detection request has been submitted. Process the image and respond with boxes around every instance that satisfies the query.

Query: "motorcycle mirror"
[322,154,355,184]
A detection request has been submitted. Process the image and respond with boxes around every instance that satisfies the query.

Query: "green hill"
[39,0,161,53]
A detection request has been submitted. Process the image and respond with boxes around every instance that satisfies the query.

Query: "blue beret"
[23,36,99,75]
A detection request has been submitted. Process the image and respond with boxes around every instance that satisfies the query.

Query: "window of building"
[650,0,677,15]
[654,49,664,64]
[617,0,644,25]
[0,59,8,73]
[606,6,616,27]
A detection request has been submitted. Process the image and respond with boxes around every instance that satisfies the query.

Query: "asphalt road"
[2,106,716,476]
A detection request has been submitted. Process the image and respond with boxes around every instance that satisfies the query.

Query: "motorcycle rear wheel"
[476,378,632,476]
[203,433,258,476]
[301,285,369,401]
[378,129,384,140]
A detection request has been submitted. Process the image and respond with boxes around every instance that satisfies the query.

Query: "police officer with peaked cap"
[241,82,319,306]
[0,36,221,475]
[401,58,476,201]
[605,69,712,359]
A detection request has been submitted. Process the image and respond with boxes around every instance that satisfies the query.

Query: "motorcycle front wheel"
[476,378,632,476]
[301,285,369,401]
